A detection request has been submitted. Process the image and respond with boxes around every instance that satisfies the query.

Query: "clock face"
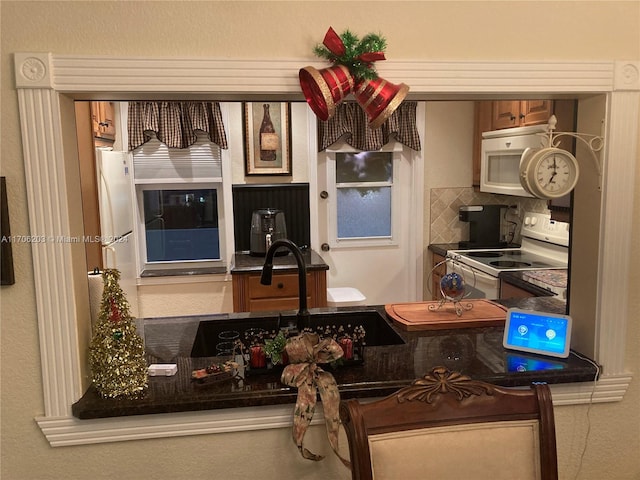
[535,153,573,194]
[520,147,579,199]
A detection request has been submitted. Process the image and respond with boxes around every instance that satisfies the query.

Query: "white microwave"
[480,125,548,197]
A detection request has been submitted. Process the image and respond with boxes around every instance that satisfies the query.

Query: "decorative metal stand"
[543,115,605,187]
[427,255,475,317]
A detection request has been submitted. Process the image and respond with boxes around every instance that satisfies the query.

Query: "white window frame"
[326,142,405,250]
[13,54,638,447]
[327,151,400,248]
[135,182,227,273]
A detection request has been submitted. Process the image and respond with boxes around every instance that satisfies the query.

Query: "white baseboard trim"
[550,373,633,405]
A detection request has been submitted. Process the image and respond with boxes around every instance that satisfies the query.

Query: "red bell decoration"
[354,76,410,129]
[299,64,354,121]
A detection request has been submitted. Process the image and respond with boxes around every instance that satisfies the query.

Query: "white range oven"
[446,211,569,301]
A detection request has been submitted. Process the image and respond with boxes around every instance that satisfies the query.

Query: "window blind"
[133,135,222,183]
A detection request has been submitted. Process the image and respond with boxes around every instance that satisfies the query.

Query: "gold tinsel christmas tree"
[89,269,148,398]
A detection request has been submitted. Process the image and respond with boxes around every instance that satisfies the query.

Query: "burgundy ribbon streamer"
[323,27,386,64]
[323,27,346,57]
[357,52,386,63]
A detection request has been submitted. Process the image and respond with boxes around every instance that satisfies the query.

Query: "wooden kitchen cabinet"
[91,101,116,142]
[491,100,553,130]
[431,253,446,301]
[232,269,327,313]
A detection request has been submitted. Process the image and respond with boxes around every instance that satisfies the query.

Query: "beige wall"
[1,2,639,479]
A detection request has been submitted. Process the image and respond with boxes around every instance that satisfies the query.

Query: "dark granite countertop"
[230,249,329,274]
[429,243,459,257]
[499,271,558,297]
[429,243,521,257]
[72,299,598,420]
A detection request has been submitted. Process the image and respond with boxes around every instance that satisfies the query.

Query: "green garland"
[313,29,387,81]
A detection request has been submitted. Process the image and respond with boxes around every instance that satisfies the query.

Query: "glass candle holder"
[219,330,240,342]
[249,344,267,368]
[216,341,236,358]
[339,336,354,360]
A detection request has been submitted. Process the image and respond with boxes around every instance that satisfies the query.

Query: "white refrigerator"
[96,149,139,317]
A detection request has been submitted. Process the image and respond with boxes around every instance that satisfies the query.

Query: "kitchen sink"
[190,309,405,357]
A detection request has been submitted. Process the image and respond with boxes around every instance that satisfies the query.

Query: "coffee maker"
[458,205,506,248]
[250,208,287,256]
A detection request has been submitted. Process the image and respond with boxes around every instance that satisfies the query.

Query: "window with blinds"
[132,133,226,275]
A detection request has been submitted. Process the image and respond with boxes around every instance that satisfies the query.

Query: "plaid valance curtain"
[128,101,228,151]
[317,101,421,152]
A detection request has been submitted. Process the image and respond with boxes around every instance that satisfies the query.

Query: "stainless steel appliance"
[249,208,287,256]
[447,211,569,301]
[481,125,548,198]
[459,205,506,249]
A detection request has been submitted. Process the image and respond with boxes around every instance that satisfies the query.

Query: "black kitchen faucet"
[260,238,310,332]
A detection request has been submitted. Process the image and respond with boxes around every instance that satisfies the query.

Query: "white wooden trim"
[17,87,85,417]
[596,90,639,374]
[13,54,639,446]
[36,404,300,447]
[42,56,618,95]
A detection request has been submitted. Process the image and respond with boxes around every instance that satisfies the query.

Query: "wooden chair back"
[339,366,558,480]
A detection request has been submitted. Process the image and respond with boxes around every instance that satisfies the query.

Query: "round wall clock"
[520,147,580,199]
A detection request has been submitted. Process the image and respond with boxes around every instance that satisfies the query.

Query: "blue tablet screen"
[503,308,571,358]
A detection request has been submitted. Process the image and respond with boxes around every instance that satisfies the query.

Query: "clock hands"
[542,156,558,186]
[524,147,579,199]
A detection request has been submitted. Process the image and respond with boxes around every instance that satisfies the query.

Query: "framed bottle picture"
[243,102,292,175]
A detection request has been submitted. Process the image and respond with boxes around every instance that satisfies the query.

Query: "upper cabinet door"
[491,100,553,129]
[520,100,553,126]
[491,100,521,129]
[91,101,116,141]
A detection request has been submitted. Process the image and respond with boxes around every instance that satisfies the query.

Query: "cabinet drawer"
[247,273,310,299]
[249,296,310,312]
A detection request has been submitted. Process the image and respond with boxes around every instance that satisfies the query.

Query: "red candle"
[339,337,354,360]
[250,345,266,368]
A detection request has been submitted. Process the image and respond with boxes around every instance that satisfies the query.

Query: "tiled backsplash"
[430,187,548,244]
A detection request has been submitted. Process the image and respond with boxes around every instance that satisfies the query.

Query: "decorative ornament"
[440,272,466,301]
[89,269,148,398]
[427,257,474,316]
[299,27,409,128]
[280,333,349,466]
[397,367,494,404]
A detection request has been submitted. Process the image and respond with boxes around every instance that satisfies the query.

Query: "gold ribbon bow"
[280,332,349,465]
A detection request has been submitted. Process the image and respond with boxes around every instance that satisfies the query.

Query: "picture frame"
[243,102,292,176]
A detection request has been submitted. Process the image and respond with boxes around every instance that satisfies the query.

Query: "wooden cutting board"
[385,300,507,331]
